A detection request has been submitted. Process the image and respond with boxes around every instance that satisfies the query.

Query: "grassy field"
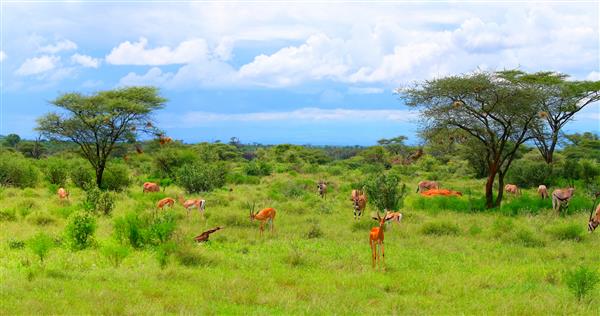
[1,172,599,315]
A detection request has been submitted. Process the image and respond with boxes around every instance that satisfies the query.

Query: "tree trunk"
[485,168,497,209]
[96,163,105,188]
[495,171,505,208]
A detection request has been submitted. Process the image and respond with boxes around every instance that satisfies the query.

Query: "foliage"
[101,242,130,267]
[506,158,554,188]
[26,212,57,226]
[3,134,21,147]
[28,232,54,263]
[155,242,176,269]
[364,173,406,212]
[153,147,197,178]
[177,162,227,193]
[64,211,97,250]
[421,222,461,236]
[84,187,115,216]
[0,152,39,188]
[101,163,131,191]
[43,157,68,186]
[0,208,17,221]
[113,211,177,248]
[243,160,272,177]
[562,132,600,162]
[69,159,94,189]
[564,266,599,300]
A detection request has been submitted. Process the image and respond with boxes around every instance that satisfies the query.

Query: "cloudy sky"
[1,1,598,145]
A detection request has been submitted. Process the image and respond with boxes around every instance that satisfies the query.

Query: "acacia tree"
[37,87,166,187]
[499,71,600,163]
[402,71,541,208]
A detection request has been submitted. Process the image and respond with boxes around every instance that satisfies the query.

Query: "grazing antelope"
[317,181,328,199]
[588,202,600,233]
[158,135,172,146]
[351,190,367,220]
[178,195,206,217]
[384,210,403,229]
[416,180,439,193]
[538,185,549,199]
[369,212,386,269]
[249,203,276,236]
[157,197,175,210]
[194,226,224,242]
[420,189,462,197]
[552,187,575,214]
[57,187,69,200]
[504,184,520,196]
[143,182,160,193]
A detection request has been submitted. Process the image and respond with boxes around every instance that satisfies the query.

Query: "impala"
[538,185,549,199]
[504,184,520,196]
[317,181,327,199]
[178,195,206,217]
[57,187,69,200]
[157,197,175,210]
[249,203,276,236]
[552,187,575,214]
[416,180,439,193]
[384,210,403,229]
[588,202,600,233]
[143,182,160,193]
[351,189,367,220]
[369,212,386,269]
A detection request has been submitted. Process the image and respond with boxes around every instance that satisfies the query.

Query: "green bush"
[306,222,323,239]
[101,164,131,191]
[244,160,272,177]
[148,213,177,244]
[499,194,550,216]
[43,157,68,186]
[70,160,94,189]
[8,238,25,249]
[113,212,146,248]
[26,212,56,226]
[28,232,54,263]
[101,242,130,267]
[421,222,461,236]
[177,162,227,193]
[0,208,17,221]
[113,212,176,248]
[153,147,197,178]
[364,173,407,211]
[64,211,97,250]
[565,266,599,300]
[0,153,39,188]
[155,242,176,269]
[83,187,115,216]
[506,159,554,188]
[547,223,585,242]
[226,172,260,185]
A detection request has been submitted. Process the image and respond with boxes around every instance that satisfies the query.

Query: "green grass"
[0,174,599,314]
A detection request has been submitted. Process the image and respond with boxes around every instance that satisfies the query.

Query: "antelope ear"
[371,217,379,221]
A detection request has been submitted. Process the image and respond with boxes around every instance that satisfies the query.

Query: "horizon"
[1,2,599,146]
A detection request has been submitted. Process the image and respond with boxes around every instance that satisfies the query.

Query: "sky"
[0,1,599,146]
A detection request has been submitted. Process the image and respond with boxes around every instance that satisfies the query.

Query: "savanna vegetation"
[1,71,599,315]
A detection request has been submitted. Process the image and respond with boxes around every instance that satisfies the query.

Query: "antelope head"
[248,202,257,221]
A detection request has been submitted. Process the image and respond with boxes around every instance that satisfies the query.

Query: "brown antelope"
[416,180,439,193]
[157,197,175,210]
[538,185,549,199]
[384,210,403,228]
[143,182,160,193]
[57,187,69,200]
[369,212,386,269]
[588,202,600,233]
[194,226,224,242]
[158,135,172,146]
[420,189,462,197]
[317,181,327,199]
[351,190,367,220]
[504,184,520,196]
[249,203,276,236]
[178,195,206,217]
[552,187,575,214]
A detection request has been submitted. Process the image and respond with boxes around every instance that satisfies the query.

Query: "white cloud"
[106,37,209,65]
[71,53,101,68]
[586,71,600,81]
[347,87,384,94]
[15,55,60,76]
[119,67,174,86]
[0,51,6,62]
[39,39,77,53]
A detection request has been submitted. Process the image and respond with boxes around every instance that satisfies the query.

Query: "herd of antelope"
[54,177,599,269]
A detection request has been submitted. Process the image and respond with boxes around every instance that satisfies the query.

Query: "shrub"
[547,223,585,242]
[101,164,131,191]
[70,160,94,189]
[8,238,25,249]
[177,162,227,193]
[101,242,130,267]
[244,160,272,177]
[83,187,115,216]
[226,172,260,185]
[148,212,177,245]
[113,212,146,248]
[28,232,54,263]
[421,222,460,236]
[26,212,56,226]
[506,159,554,188]
[64,211,97,250]
[364,173,407,211]
[43,158,68,186]
[565,266,599,300]
[306,223,323,239]
[0,153,39,188]
[155,242,176,269]
[0,208,17,221]
[152,147,197,178]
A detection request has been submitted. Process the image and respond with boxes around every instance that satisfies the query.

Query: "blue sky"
[1,1,598,145]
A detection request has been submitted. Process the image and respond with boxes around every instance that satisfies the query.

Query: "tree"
[377,135,410,156]
[402,71,541,208]
[3,134,21,147]
[498,71,600,163]
[37,87,166,187]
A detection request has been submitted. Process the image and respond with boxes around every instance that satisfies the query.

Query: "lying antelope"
[504,184,520,196]
[317,181,328,199]
[143,182,160,193]
[416,180,439,193]
[194,226,223,242]
[538,185,549,199]
[351,189,367,220]
[384,210,403,229]
[420,189,462,197]
[552,187,575,214]
[249,204,276,236]
[589,202,600,233]
[57,187,69,200]
[178,195,206,217]
[369,212,386,269]
[157,197,175,210]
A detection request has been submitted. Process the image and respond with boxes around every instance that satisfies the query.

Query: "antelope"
[420,189,462,197]
[552,187,575,214]
[143,182,160,193]
[538,185,549,199]
[369,212,386,269]
[504,184,520,196]
[158,135,172,146]
[249,203,276,236]
[416,180,439,193]
[157,197,175,210]
[588,202,600,233]
[194,226,224,242]
[384,210,403,229]
[178,195,206,217]
[57,187,69,200]
[351,190,367,220]
[317,181,328,199]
